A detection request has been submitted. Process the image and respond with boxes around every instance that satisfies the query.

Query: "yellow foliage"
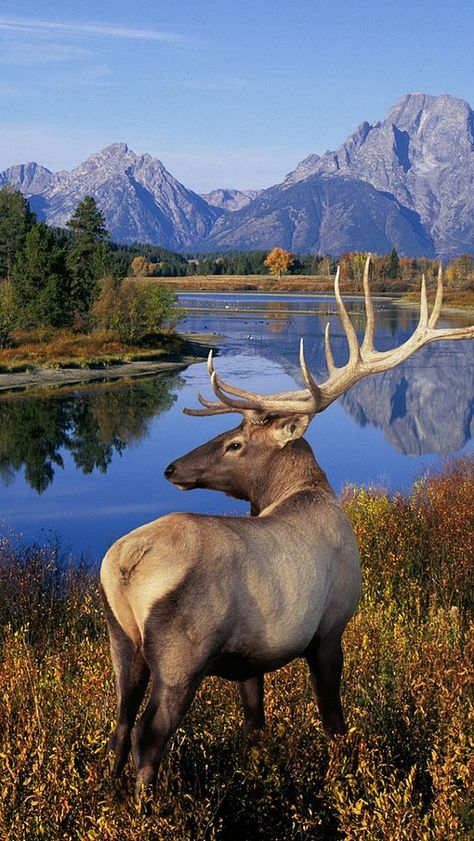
[130,256,154,277]
[264,247,293,279]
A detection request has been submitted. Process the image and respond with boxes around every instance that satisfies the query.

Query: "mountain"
[0,162,57,195]
[1,143,221,249]
[284,93,474,260]
[204,93,474,257]
[202,173,434,256]
[201,188,261,211]
[2,94,474,257]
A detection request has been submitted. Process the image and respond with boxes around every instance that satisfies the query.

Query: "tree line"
[131,245,474,288]
[1,184,473,351]
[0,187,179,347]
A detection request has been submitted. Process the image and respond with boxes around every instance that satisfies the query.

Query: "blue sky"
[0,0,473,192]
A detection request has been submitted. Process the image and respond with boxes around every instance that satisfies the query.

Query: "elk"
[100,258,474,790]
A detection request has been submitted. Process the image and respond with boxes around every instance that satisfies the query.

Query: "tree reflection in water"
[0,374,182,493]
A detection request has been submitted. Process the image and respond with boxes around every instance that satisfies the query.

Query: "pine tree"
[12,222,73,327]
[0,186,36,280]
[66,196,110,317]
[388,248,400,279]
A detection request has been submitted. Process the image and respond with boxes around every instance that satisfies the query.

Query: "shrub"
[0,280,18,347]
[92,277,182,344]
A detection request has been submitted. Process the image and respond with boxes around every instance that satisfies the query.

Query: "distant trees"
[0,281,17,347]
[445,255,474,289]
[388,248,400,279]
[339,252,369,289]
[264,247,294,279]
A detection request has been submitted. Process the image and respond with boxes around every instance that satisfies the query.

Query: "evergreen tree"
[388,247,400,279]
[66,196,109,317]
[12,222,73,327]
[0,186,36,279]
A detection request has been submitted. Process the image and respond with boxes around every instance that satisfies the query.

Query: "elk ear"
[269,414,311,448]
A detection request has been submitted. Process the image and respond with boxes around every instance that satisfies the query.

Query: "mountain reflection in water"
[180,294,474,458]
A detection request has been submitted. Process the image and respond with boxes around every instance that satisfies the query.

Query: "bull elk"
[100,257,474,790]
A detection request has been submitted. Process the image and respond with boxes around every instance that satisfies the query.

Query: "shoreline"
[1,286,472,395]
[0,336,219,395]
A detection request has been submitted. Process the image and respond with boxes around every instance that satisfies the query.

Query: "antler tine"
[299,339,321,409]
[183,389,243,416]
[207,350,270,402]
[360,254,375,354]
[428,263,443,329]
[186,348,318,419]
[334,266,361,363]
[187,268,473,422]
[418,274,429,330]
[210,371,266,411]
[324,322,337,375]
[183,405,237,417]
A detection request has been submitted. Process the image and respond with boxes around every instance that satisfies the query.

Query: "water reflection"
[181,295,474,457]
[340,354,474,455]
[0,374,182,493]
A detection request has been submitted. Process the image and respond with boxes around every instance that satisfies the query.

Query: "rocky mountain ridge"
[1,143,221,251]
[2,93,474,257]
[201,188,261,212]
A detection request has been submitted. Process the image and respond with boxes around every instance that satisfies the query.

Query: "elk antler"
[183,351,315,421]
[184,256,474,422]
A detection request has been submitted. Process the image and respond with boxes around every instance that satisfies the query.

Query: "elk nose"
[164,462,175,479]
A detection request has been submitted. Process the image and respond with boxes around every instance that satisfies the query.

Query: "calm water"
[0,292,473,562]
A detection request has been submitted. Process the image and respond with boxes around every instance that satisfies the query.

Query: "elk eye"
[226,441,242,452]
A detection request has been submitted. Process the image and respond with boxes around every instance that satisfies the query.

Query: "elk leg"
[238,675,265,734]
[131,675,202,790]
[305,633,347,738]
[105,609,150,776]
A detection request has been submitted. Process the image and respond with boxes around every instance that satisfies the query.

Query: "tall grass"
[0,458,472,840]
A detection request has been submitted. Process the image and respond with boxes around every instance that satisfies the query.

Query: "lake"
[0,292,473,562]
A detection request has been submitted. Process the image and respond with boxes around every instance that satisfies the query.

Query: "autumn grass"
[144,274,474,309]
[0,328,194,372]
[139,274,338,293]
[0,458,473,840]
[403,287,474,311]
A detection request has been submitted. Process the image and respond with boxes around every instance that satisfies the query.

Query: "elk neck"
[247,439,331,516]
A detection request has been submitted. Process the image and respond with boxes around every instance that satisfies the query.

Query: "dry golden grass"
[137,274,336,293]
[0,458,473,839]
[0,328,188,372]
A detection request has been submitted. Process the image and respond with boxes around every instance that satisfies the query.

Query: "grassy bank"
[0,458,473,840]
[0,328,194,373]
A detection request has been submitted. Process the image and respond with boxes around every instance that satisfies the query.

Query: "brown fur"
[101,415,361,790]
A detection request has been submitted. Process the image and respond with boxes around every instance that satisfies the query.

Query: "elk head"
[165,257,474,503]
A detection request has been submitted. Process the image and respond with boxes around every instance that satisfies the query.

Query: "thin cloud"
[0,40,93,65]
[0,16,191,44]
[41,64,112,89]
